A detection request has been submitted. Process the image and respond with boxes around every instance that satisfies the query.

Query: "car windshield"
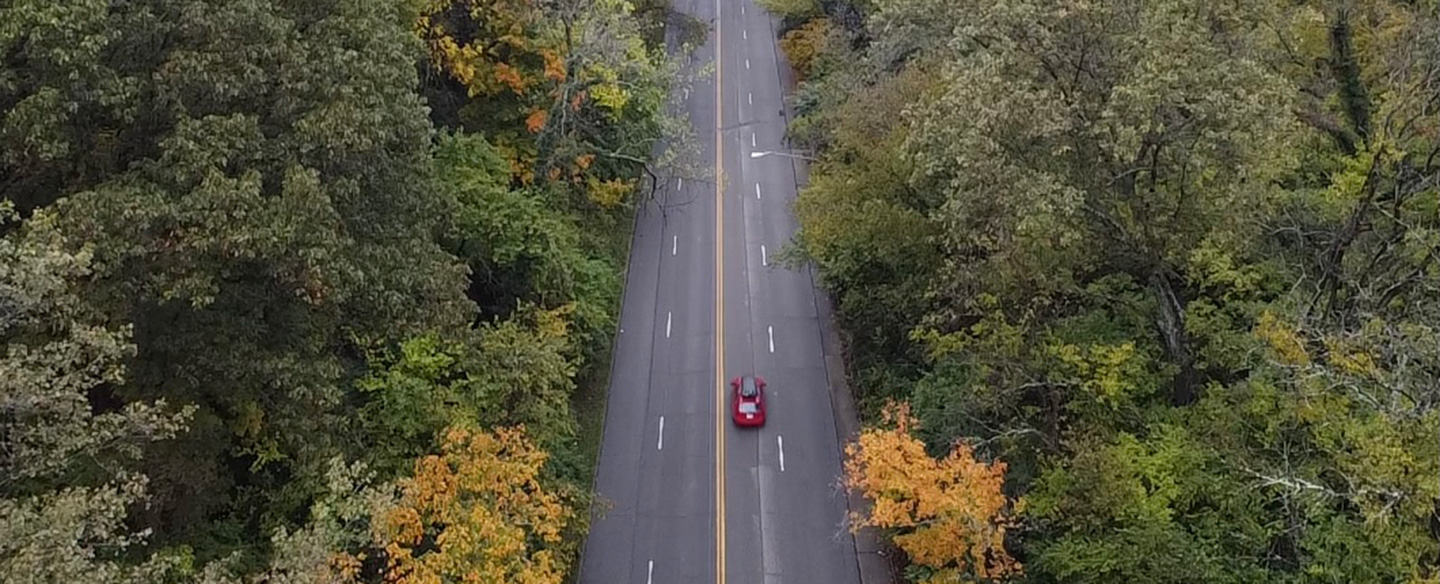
[740,377,758,397]
[738,402,758,414]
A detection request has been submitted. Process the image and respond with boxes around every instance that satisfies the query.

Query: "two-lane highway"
[580,0,860,580]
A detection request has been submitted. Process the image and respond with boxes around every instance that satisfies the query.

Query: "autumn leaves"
[787,0,1439,580]
[0,0,670,581]
[414,0,654,203]
[845,403,1022,584]
[376,427,571,584]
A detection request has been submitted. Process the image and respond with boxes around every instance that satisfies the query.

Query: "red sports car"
[731,375,767,427]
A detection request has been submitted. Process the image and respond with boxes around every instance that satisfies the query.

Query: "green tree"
[904,0,1298,406]
[792,62,941,408]
[2,0,469,557]
[787,0,1439,581]
[354,308,578,477]
[3,0,674,577]
[435,132,619,354]
[0,206,194,584]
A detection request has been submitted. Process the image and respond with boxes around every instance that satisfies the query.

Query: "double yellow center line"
[712,0,727,579]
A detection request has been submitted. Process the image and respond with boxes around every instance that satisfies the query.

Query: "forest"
[5,0,1437,582]
[775,0,1440,582]
[0,0,687,582]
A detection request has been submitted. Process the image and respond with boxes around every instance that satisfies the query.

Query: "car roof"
[739,376,758,397]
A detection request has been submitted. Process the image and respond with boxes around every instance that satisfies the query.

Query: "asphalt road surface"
[577,0,863,581]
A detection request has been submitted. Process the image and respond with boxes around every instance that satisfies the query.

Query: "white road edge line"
[761,244,767,266]
[755,183,761,199]
[672,235,678,255]
[777,435,785,472]
[657,417,665,450]
[648,560,655,584]
[767,325,775,353]
[677,177,683,190]
[666,311,672,338]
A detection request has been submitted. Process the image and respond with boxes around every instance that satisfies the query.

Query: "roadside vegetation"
[0,0,691,582]
[775,0,1440,582]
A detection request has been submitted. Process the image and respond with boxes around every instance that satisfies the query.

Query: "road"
[577,0,863,581]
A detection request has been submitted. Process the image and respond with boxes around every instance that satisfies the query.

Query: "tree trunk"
[1314,147,1383,319]
[1151,269,1198,406]
[1329,7,1372,144]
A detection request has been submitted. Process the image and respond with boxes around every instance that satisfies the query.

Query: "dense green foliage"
[1,0,676,581]
[785,0,1439,581]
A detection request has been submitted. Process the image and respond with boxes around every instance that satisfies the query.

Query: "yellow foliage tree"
[376,425,571,584]
[779,18,830,81]
[584,176,634,208]
[415,0,556,99]
[844,403,1022,583]
[414,0,649,192]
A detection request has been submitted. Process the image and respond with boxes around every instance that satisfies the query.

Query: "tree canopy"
[1,0,676,580]
[845,403,1022,584]
[790,0,1439,581]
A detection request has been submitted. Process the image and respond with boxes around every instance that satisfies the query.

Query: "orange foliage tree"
[779,18,830,81]
[844,403,1022,583]
[414,0,559,184]
[415,0,559,99]
[414,0,665,204]
[375,425,571,584]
